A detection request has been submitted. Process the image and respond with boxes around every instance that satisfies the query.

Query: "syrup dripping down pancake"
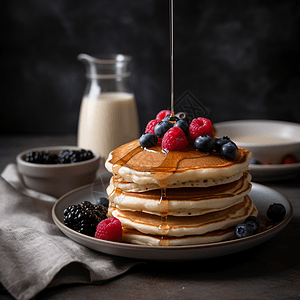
[120,209,258,247]
[105,139,252,190]
[108,195,256,237]
[107,173,252,216]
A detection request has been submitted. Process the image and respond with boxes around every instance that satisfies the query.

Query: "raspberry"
[280,154,297,164]
[157,137,162,146]
[161,126,188,152]
[156,110,172,121]
[189,117,213,140]
[145,119,159,134]
[94,217,122,242]
[144,119,162,145]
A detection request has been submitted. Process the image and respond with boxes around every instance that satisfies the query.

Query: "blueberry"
[267,203,286,222]
[139,133,158,148]
[174,119,189,136]
[215,136,231,152]
[163,114,179,122]
[194,135,215,152]
[250,159,262,165]
[154,121,173,138]
[220,141,238,160]
[235,223,254,238]
[245,218,259,234]
[245,216,260,227]
[175,112,192,124]
[163,114,171,121]
[96,197,109,209]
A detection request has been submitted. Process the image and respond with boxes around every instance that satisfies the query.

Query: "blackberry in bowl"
[17,146,100,198]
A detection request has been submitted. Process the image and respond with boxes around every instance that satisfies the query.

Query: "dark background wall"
[1,0,300,135]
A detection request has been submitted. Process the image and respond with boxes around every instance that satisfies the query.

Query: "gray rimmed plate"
[52,182,293,261]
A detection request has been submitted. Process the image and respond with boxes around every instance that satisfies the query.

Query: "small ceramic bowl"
[17,146,100,198]
[214,120,300,164]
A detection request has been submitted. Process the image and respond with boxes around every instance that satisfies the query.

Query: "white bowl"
[17,146,100,198]
[214,120,300,164]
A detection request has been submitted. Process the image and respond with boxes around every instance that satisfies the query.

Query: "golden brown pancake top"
[108,139,250,174]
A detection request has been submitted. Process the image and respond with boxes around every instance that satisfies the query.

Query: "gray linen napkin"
[0,164,144,300]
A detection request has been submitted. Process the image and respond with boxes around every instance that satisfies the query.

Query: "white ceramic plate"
[52,182,293,261]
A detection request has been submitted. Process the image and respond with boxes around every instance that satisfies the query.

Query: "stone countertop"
[1,135,300,300]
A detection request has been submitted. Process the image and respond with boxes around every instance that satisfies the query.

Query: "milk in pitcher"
[78,92,139,160]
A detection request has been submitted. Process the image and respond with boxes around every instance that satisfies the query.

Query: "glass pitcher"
[77,54,140,164]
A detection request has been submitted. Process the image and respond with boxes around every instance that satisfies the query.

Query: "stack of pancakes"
[105,139,257,246]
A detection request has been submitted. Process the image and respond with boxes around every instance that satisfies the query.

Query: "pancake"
[121,204,257,246]
[108,195,256,237]
[105,139,252,190]
[107,172,252,216]
[121,227,236,246]
[108,172,245,193]
[105,134,256,246]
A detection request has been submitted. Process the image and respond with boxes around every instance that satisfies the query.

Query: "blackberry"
[25,151,43,163]
[24,149,94,164]
[25,151,58,164]
[58,149,94,164]
[96,197,109,209]
[77,149,94,162]
[63,201,108,236]
[57,150,72,164]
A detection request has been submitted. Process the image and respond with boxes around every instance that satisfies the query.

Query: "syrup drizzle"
[143,147,163,155]
[158,188,170,246]
[107,0,248,246]
[159,188,167,204]
[170,0,174,116]
[111,144,144,176]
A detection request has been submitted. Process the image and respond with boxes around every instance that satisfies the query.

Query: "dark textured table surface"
[1,135,300,300]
